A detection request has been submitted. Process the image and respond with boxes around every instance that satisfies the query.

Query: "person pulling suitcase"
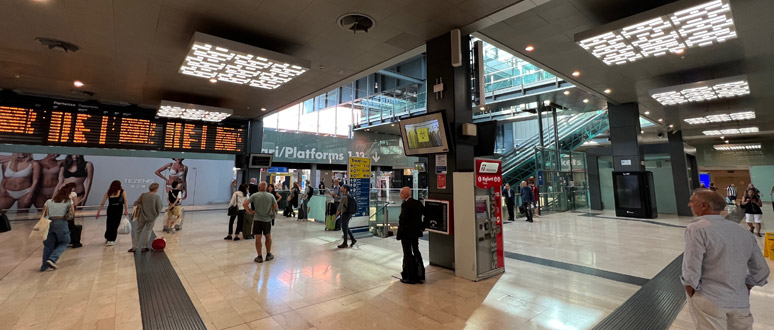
[396,187,425,284]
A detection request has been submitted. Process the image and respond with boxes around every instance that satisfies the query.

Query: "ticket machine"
[452,158,505,281]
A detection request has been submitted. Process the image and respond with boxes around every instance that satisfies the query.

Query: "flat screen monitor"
[249,153,273,168]
[399,112,450,155]
[414,162,426,172]
[474,121,498,157]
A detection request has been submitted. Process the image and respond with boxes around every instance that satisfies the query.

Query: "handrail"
[368,201,393,221]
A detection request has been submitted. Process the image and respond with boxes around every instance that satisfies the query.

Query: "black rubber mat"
[134,251,206,330]
[577,213,688,228]
[592,254,685,330]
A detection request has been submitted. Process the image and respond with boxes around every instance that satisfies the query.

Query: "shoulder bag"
[64,201,75,221]
[132,193,144,221]
[29,216,51,241]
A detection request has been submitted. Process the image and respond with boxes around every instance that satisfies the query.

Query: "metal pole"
[537,104,545,170]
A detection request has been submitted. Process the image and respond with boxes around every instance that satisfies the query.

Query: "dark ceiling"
[0,0,526,119]
[477,0,774,142]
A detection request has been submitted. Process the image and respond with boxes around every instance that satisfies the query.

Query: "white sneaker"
[106,241,115,246]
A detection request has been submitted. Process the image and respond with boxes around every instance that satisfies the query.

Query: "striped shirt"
[727,185,737,197]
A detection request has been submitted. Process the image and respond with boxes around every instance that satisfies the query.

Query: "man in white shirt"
[681,189,769,330]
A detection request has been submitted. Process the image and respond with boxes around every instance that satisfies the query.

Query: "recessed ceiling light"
[714,143,761,151]
[668,124,674,128]
[684,110,756,125]
[650,75,750,106]
[640,130,644,134]
[179,32,310,90]
[543,100,551,106]
[209,78,217,83]
[73,80,84,88]
[719,136,724,139]
[658,118,663,122]
[479,106,485,110]
[366,128,370,131]
[575,0,737,65]
[157,100,233,122]
[260,107,267,111]
[644,111,650,115]
[604,88,612,94]
[391,123,395,127]
[582,99,589,103]
[525,45,535,52]
[725,140,730,143]
[563,90,570,95]
[572,71,581,77]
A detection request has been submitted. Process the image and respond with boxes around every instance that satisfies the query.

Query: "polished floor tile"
[1,208,772,329]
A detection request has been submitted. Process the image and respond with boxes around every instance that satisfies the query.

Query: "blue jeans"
[41,219,70,271]
[341,216,355,243]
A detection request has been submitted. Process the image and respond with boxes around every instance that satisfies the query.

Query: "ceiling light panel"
[713,143,761,151]
[179,32,310,90]
[729,111,755,120]
[702,126,758,136]
[575,0,737,65]
[702,130,722,136]
[157,100,233,122]
[684,110,756,125]
[649,75,750,106]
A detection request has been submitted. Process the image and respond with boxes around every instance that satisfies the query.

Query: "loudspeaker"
[235,155,246,168]
[451,29,461,67]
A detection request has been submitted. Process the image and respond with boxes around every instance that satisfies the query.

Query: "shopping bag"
[0,213,10,233]
[29,216,51,241]
[117,217,131,235]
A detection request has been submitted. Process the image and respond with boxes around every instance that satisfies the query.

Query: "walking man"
[727,183,737,205]
[502,183,515,221]
[520,181,534,222]
[244,182,278,263]
[682,189,769,329]
[397,186,425,284]
[335,185,357,248]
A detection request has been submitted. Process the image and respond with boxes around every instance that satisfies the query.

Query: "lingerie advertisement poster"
[0,153,234,212]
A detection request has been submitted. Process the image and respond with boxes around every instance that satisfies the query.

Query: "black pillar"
[425,32,473,270]
[245,119,264,184]
[608,103,644,172]
[667,130,693,216]
[587,155,602,210]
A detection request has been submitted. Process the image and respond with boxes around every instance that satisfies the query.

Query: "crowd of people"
[502,177,540,222]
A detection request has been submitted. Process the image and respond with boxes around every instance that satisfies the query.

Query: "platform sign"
[348,157,370,217]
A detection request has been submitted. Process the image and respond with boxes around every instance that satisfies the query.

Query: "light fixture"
[391,123,395,127]
[650,75,750,105]
[260,107,267,112]
[571,71,581,77]
[157,100,233,122]
[563,90,570,95]
[582,99,589,103]
[604,88,612,94]
[669,124,674,128]
[209,78,217,83]
[640,130,644,134]
[725,140,729,143]
[644,111,650,115]
[525,45,535,52]
[702,126,758,136]
[543,100,551,106]
[366,128,370,131]
[658,118,663,122]
[179,32,310,90]
[575,0,737,65]
[683,110,755,125]
[713,143,761,151]
[73,80,84,88]
[719,136,724,139]
[479,106,485,110]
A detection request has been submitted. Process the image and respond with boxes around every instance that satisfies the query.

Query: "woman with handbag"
[298,180,313,221]
[40,186,76,271]
[225,183,248,240]
[95,180,129,246]
[267,184,282,226]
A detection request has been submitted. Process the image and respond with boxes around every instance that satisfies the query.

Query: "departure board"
[47,111,164,149]
[0,106,45,144]
[164,122,246,153]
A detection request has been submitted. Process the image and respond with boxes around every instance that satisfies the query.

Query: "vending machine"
[452,158,505,281]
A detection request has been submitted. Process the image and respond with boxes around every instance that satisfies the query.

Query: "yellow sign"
[348,157,371,179]
[417,127,430,143]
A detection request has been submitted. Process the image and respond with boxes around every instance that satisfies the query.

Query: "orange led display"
[119,118,159,146]
[163,122,245,153]
[0,106,44,144]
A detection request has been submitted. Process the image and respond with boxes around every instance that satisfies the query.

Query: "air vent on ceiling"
[338,13,375,34]
[35,37,80,52]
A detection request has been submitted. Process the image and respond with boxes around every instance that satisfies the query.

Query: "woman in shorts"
[741,188,763,237]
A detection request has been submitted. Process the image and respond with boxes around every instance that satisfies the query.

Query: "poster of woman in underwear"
[34,154,63,210]
[55,154,94,207]
[0,153,40,214]
[155,158,188,199]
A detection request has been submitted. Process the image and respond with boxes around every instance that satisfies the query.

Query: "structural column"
[425,31,474,269]
[667,130,693,216]
[607,103,644,172]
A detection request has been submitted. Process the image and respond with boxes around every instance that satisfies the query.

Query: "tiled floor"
[1,209,772,330]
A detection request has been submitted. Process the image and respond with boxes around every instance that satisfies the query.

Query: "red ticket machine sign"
[474,158,505,269]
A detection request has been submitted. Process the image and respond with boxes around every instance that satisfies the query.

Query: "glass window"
[317,107,336,135]
[341,84,353,103]
[302,99,314,114]
[263,113,278,130]
[326,89,338,108]
[336,106,353,137]
[277,104,299,132]
[314,95,326,111]
[298,109,318,134]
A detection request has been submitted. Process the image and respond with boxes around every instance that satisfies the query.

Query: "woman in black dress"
[96,180,128,245]
[267,184,282,225]
[741,188,764,237]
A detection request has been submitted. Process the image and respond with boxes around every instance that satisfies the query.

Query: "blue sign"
[699,173,710,189]
[268,167,289,173]
[537,171,544,185]
[349,178,370,217]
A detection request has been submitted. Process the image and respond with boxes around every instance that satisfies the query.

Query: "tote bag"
[29,216,51,241]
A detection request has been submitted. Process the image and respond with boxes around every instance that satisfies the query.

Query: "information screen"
[163,121,246,153]
[0,106,46,144]
[0,97,247,154]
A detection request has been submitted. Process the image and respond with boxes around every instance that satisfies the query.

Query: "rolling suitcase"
[324,202,341,231]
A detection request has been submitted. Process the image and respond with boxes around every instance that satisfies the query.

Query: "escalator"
[496,110,609,185]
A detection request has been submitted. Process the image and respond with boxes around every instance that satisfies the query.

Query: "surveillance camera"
[657,132,664,138]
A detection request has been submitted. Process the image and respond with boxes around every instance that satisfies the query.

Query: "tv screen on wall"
[399,112,450,156]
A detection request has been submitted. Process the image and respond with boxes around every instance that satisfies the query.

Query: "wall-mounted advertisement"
[0,152,234,212]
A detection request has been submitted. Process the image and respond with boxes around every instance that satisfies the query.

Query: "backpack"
[346,195,357,218]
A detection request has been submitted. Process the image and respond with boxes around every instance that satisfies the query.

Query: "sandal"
[128,248,136,253]
[142,248,150,252]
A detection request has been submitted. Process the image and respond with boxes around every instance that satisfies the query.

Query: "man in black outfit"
[520,181,534,223]
[502,183,515,221]
[397,186,425,284]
